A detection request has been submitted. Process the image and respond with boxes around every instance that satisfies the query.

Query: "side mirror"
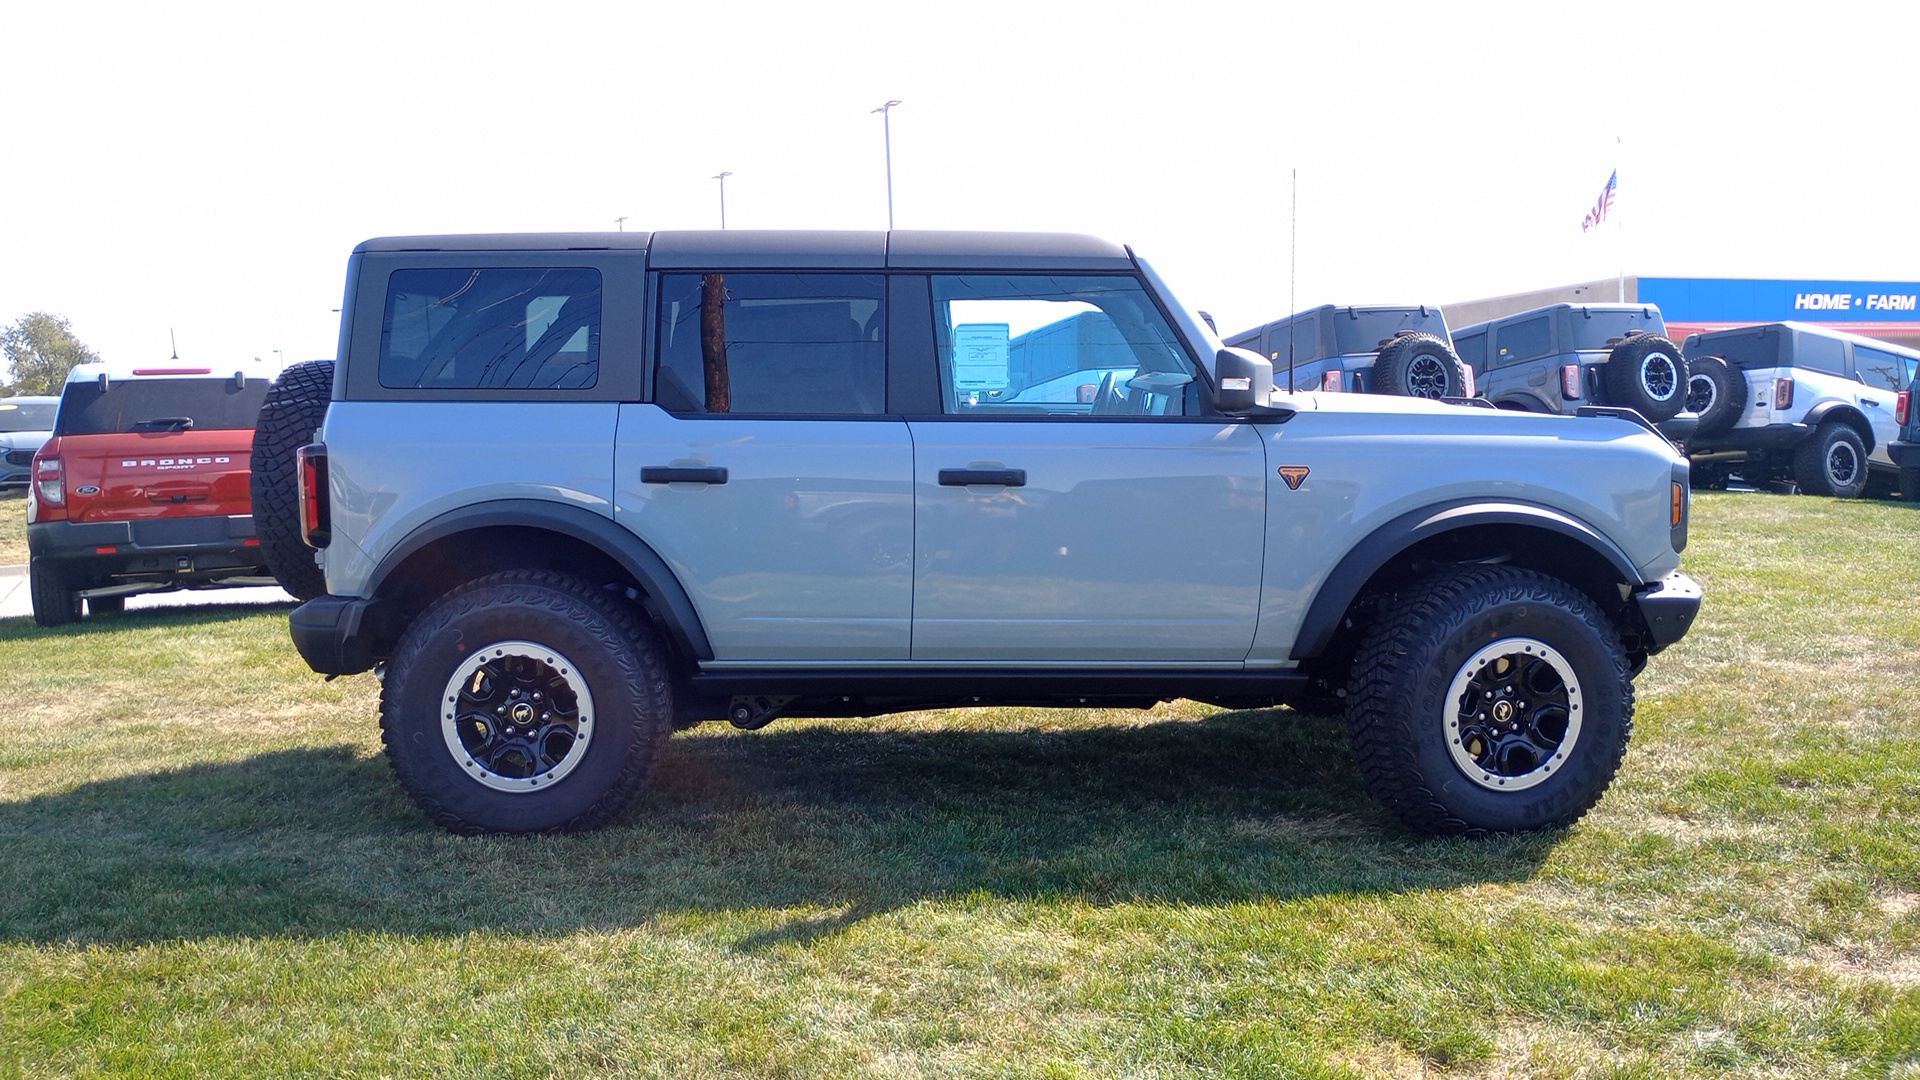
[1213,347,1277,414]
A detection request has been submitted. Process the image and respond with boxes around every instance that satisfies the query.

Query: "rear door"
[52,373,268,523]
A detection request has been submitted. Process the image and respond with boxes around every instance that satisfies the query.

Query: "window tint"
[1266,315,1320,363]
[1851,345,1912,391]
[0,400,58,432]
[1566,310,1663,351]
[1794,331,1846,375]
[54,378,270,436]
[1493,317,1552,366]
[380,268,600,389]
[1696,327,1781,367]
[1454,332,1487,369]
[1332,309,1446,354]
[654,273,885,415]
[930,275,1200,417]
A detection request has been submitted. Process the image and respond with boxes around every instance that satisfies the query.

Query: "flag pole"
[1616,136,1625,302]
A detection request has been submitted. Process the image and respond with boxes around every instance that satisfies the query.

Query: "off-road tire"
[380,569,673,835]
[1684,354,1742,437]
[30,561,80,628]
[1372,333,1465,399]
[250,360,334,600]
[1902,465,1920,503]
[1344,565,1634,835]
[1603,335,1687,422]
[1793,421,1869,498]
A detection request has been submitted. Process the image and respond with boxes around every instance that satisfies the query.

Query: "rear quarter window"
[54,377,271,436]
[380,267,601,390]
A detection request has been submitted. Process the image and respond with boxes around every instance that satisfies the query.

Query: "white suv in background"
[1683,322,1919,497]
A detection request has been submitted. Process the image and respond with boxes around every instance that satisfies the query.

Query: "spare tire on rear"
[1603,335,1688,422]
[250,360,335,601]
[1372,333,1465,399]
[1684,354,1743,437]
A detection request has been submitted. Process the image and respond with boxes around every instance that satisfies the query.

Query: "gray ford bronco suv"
[1223,304,1469,398]
[279,230,1700,837]
[1452,303,1695,441]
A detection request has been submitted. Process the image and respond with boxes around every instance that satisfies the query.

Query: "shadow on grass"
[0,710,1558,946]
[0,599,299,638]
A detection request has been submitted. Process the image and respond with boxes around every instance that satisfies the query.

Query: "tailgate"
[63,429,255,523]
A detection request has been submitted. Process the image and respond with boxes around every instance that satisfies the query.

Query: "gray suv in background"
[272,230,1699,839]
[1223,304,1468,398]
[1453,303,1693,437]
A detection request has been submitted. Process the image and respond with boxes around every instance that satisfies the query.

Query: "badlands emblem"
[1277,465,1310,491]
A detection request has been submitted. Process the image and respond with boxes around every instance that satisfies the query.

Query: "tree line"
[1,312,98,395]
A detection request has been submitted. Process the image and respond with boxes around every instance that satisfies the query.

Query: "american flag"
[1582,170,1618,233]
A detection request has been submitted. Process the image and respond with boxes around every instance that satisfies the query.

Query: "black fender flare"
[1802,401,1875,451]
[369,498,714,661]
[1289,500,1645,661]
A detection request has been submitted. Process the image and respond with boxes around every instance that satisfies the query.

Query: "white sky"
[4,0,1917,368]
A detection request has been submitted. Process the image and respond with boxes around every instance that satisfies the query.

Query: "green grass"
[0,492,1916,1078]
[0,492,25,564]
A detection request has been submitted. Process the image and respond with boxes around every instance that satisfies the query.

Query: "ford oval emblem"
[76,485,102,496]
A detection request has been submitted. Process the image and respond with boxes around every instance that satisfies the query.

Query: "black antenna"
[1288,168,1297,393]
[169,329,179,360]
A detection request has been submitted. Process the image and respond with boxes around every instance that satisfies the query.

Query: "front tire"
[380,569,673,834]
[1793,422,1869,498]
[1344,566,1634,835]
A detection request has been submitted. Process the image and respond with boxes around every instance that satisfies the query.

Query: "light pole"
[712,172,732,229]
[871,99,901,229]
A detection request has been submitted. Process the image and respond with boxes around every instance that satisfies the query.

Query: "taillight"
[1321,370,1344,392]
[1898,390,1911,426]
[297,443,331,549]
[1561,364,1583,400]
[1774,378,1795,410]
[34,456,63,507]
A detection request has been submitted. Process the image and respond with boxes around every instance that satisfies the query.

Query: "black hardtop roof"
[354,230,1135,271]
[1453,301,1662,337]
[1688,320,1920,356]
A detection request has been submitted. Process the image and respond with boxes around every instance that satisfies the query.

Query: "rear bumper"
[1630,570,1702,654]
[28,515,268,581]
[290,594,382,676]
[1890,440,1920,467]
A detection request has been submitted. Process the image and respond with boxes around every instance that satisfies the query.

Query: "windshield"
[0,400,58,432]
[1566,309,1665,351]
[54,378,271,436]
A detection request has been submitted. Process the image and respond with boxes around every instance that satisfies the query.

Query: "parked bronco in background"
[1891,375,1919,501]
[27,359,278,625]
[1683,322,1918,497]
[1223,304,1470,398]
[1452,303,1693,438]
[271,230,1699,839]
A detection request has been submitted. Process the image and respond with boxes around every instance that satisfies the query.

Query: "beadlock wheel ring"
[1444,637,1584,792]
[441,640,596,793]
[1407,353,1450,398]
[1640,352,1679,402]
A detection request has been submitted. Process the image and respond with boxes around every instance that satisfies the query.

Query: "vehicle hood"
[0,429,52,452]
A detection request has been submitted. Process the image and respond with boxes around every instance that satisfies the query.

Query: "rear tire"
[1793,422,1869,498]
[30,561,80,628]
[1902,465,1920,503]
[1684,354,1743,437]
[380,569,673,834]
[1372,333,1465,399]
[1344,565,1633,835]
[1603,335,1687,422]
[250,360,334,601]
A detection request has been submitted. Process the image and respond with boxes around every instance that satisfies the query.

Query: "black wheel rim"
[1407,354,1451,398]
[440,641,595,792]
[1641,353,1679,402]
[1684,372,1716,415]
[1827,441,1861,487]
[1445,637,1583,791]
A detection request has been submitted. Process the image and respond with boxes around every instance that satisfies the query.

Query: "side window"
[1851,345,1910,391]
[380,268,600,389]
[1266,317,1318,363]
[654,273,885,415]
[929,275,1200,417]
[1795,332,1847,375]
[1454,332,1487,370]
[1493,317,1552,366]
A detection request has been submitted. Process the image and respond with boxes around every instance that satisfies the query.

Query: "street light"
[871,99,901,229]
[712,171,733,229]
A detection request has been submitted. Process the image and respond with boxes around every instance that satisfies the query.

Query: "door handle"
[641,465,728,485]
[1863,398,1881,408]
[939,467,1026,487]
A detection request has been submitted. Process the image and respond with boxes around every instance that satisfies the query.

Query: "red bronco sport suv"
[27,359,278,626]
